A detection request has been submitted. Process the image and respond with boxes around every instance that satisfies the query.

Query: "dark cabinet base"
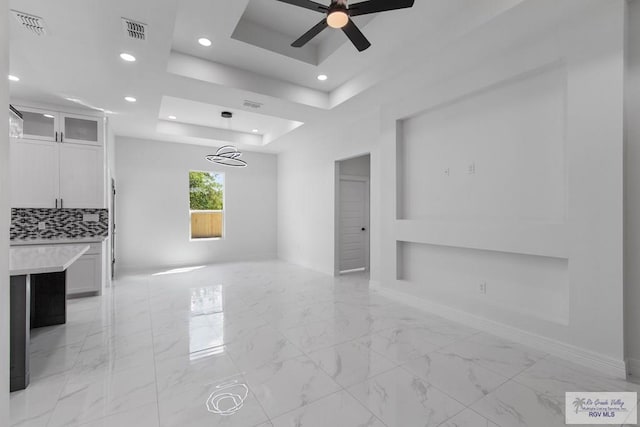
[31,272,67,328]
[10,271,67,392]
[10,275,30,392]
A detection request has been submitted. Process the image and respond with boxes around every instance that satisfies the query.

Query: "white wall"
[0,0,9,421]
[115,137,277,272]
[399,66,567,223]
[278,115,380,277]
[625,0,640,376]
[380,0,626,376]
[395,64,571,326]
[278,0,629,377]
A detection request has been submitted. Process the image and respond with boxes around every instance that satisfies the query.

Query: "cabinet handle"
[61,199,64,209]
[55,131,58,142]
[55,199,58,209]
[61,132,63,142]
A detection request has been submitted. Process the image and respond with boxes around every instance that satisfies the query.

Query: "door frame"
[334,155,371,276]
[110,177,116,281]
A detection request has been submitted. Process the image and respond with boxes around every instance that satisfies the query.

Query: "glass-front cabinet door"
[61,113,102,146]
[16,106,58,141]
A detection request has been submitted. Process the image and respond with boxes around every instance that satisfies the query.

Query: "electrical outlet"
[83,213,99,222]
[38,221,46,231]
[479,282,487,294]
[444,168,450,176]
[468,162,476,175]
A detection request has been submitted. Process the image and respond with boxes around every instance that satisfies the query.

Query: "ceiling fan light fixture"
[327,10,348,29]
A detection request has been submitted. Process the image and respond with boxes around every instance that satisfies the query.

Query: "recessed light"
[252,129,259,133]
[168,115,177,120]
[317,74,328,81]
[198,37,212,47]
[8,75,19,82]
[43,114,55,119]
[120,53,136,62]
[124,96,137,103]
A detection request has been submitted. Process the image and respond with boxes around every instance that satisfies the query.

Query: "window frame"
[188,170,225,241]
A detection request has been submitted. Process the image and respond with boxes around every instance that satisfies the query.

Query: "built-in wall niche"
[396,64,568,222]
[396,241,570,325]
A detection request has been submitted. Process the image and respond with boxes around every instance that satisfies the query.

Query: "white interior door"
[339,179,368,272]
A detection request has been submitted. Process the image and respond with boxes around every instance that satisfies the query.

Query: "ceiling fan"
[276,0,415,52]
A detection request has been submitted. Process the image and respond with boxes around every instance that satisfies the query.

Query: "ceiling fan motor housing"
[329,0,348,15]
[279,0,415,52]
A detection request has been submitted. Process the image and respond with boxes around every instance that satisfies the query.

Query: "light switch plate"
[83,213,99,222]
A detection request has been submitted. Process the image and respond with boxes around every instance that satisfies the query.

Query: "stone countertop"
[10,236,108,247]
[10,244,90,275]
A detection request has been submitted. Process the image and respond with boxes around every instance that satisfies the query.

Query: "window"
[189,171,224,240]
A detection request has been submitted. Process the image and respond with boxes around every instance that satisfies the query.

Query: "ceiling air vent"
[122,18,147,41]
[11,10,47,36]
[243,100,263,109]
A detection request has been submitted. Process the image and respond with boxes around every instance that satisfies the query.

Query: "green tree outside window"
[189,171,224,210]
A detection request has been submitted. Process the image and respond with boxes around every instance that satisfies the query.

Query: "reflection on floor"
[9,260,640,426]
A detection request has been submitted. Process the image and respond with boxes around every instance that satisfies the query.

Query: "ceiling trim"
[231,18,319,65]
[167,51,330,109]
[157,120,263,146]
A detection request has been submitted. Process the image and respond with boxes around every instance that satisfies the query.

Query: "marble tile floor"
[9,260,640,427]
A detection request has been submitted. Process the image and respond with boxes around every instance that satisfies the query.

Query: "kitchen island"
[11,236,108,297]
[9,244,89,391]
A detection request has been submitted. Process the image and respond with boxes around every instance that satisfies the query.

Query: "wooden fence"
[190,211,223,239]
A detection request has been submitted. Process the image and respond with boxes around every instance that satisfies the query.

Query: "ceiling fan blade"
[348,0,415,17]
[342,19,371,52]
[292,19,329,47]
[275,0,328,13]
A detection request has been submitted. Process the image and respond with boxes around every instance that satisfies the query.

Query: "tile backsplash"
[10,208,109,240]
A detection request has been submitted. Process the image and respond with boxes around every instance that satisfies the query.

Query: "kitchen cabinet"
[10,106,105,209]
[59,143,104,208]
[10,139,104,208]
[17,106,58,142]
[61,113,102,146]
[15,106,102,146]
[10,139,59,208]
[66,242,103,296]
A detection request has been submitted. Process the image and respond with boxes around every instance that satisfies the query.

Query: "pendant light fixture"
[205,146,247,168]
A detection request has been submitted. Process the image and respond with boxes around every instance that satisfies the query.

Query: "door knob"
[361,227,366,231]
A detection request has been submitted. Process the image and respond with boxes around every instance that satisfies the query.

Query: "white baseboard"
[117,254,280,277]
[370,280,627,379]
[627,358,640,379]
